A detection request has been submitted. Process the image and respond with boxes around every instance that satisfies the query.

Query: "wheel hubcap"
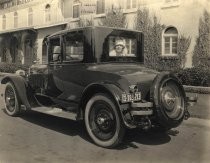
[160,81,185,120]
[95,111,113,132]
[89,102,116,141]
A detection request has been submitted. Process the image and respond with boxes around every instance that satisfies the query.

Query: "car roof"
[48,26,142,38]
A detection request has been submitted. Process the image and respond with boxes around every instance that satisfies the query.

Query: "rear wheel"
[4,82,20,116]
[84,93,125,148]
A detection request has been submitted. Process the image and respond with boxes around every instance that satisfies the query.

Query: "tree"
[193,10,210,68]
[135,8,164,70]
[78,17,94,27]
[99,9,127,28]
[177,35,191,68]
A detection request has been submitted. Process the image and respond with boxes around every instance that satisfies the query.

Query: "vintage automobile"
[1,26,196,148]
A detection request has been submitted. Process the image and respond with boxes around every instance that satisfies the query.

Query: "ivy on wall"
[135,8,191,71]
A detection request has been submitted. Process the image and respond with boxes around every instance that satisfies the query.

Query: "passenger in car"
[109,39,128,56]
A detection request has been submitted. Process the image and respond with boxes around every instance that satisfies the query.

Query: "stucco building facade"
[0,0,209,67]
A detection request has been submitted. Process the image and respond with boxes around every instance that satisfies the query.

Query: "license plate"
[121,92,141,103]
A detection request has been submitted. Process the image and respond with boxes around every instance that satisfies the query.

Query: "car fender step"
[31,107,77,120]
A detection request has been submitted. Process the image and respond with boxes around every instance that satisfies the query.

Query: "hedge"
[174,67,210,87]
[0,62,29,73]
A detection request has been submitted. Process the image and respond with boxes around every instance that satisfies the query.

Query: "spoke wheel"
[4,82,20,116]
[85,94,125,148]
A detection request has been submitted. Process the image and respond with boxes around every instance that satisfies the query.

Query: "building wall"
[0,0,209,67]
[150,0,210,67]
[0,0,65,31]
[66,0,210,68]
[0,0,67,65]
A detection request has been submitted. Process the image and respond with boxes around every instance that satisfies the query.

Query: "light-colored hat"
[115,40,125,48]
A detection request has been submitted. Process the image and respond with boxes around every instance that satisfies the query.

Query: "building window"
[45,4,51,22]
[96,0,105,14]
[162,27,178,56]
[126,0,137,9]
[2,15,6,29]
[73,3,81,18]
[162,0,180,8]
[14,12,18,28]
[28,8,33,26]
[165,0,179,3]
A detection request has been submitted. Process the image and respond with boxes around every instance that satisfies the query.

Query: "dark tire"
[4,82,20,116]
[156,80,186,128]
[84,93,125,148]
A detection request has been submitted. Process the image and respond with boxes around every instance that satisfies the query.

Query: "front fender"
[1,75,39,109]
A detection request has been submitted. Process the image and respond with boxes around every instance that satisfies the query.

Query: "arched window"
[14,11,18,28]
[28,8,33,26]
[45,4,51,22]
[2,15,6,29]
[162,27,178,56]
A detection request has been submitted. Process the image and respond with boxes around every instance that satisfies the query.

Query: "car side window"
[49,37,61,63]
[64,31,84,62]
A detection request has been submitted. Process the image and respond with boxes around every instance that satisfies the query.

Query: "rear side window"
[64,31,84,62]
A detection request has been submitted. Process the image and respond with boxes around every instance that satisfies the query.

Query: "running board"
[31,107,77,120]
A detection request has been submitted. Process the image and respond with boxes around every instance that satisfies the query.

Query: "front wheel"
[84,93,125,148]
[4,82,20,116]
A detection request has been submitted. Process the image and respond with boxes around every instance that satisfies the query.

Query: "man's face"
[115,45,124,53]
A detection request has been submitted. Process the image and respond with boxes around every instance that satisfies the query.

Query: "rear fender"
[78,83,135,129]
[1,75,39,109]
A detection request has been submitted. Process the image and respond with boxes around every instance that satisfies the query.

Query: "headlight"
[129,85,138,93]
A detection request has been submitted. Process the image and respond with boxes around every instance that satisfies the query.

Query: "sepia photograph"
[0,0,209,162]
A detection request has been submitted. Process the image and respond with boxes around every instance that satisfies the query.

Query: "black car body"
[1,26,196,148]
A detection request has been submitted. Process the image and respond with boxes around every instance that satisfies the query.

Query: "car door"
[58,31,86,110]
[46,35,65,99]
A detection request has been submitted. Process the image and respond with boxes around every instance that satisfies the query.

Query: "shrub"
[174,67,210,87]
[0,62,29,73]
